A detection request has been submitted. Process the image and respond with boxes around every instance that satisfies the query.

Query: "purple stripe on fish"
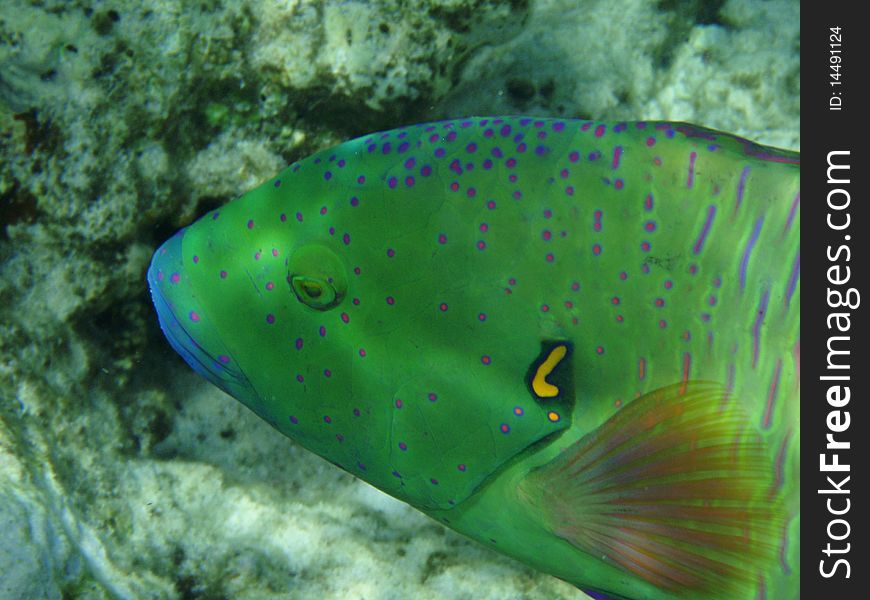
[770,429,791,496]
[612,145,623,170]
[752,288,770,369]
[786,253,800,306]
[687,151,697,188]
[644,193,653,212]
[680,352,691,395]
[740,217,764,289]
[762,358,781,428]
[778,496,793,576]
[692,205,716,255]
[784,192,799,235]
[743,144,801,165]
[735,166,750,213]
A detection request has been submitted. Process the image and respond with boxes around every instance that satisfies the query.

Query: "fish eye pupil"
[287,245,348,311]
[303,282,322,298]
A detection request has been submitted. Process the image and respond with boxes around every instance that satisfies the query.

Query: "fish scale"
[148,117,799,599]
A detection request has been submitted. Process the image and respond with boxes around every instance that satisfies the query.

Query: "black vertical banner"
[804,5,869,598]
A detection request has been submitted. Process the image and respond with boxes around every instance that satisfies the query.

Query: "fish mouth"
[147,229,255,400]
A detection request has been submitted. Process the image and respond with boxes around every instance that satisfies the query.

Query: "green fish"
[148,117,799,600]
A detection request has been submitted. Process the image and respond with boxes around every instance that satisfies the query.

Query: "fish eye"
[291,275,335,308]
[300,280,323,298]
[287,245,347,311]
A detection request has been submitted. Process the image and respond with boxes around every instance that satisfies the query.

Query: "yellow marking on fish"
[532,345,568,398]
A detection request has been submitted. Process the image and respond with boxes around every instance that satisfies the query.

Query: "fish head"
[146,138,572,508]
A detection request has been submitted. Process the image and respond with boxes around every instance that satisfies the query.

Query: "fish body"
[148,117,799,599]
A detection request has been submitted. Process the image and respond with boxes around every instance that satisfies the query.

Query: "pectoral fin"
[518,382,783,598]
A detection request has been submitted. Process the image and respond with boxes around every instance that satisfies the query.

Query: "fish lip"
[147,229,205,372]
[147,230,255,398]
